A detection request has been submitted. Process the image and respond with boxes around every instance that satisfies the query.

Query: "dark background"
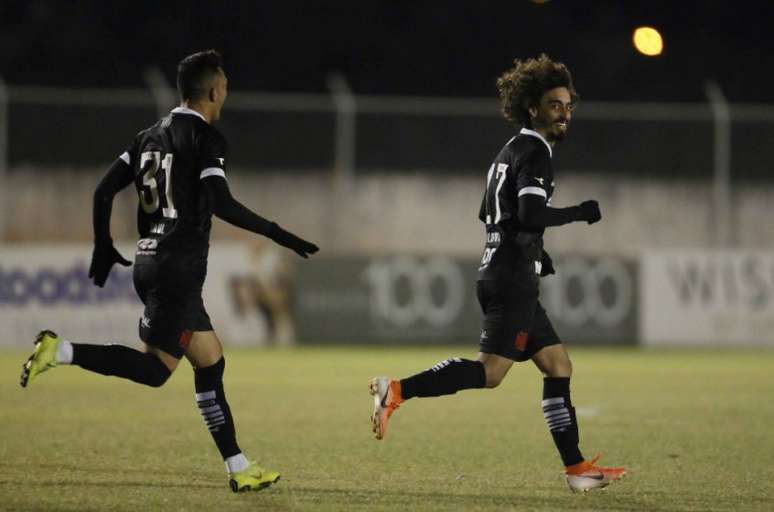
[1,0,772,102]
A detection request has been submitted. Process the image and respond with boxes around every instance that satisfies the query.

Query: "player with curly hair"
[369,54,626,493]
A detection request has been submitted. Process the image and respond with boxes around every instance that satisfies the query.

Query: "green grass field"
[1,346,773,512]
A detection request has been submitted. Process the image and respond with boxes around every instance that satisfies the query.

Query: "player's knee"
[484,369,506,388]
[544,358,572,378]
[146,368,172,387]
[485,378,502,389]
[144,355,173,388]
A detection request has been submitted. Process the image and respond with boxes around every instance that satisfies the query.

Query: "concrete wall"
[3,167,772,255]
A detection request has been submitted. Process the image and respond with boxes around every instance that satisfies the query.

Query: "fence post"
[327,73,356,190]
[144,67,176,118]
[0,76,8,242]
[326,73,356,249]
[705,80,731,247]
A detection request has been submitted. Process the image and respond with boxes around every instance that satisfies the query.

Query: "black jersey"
[477,128,555,282]
[119,107,227,263]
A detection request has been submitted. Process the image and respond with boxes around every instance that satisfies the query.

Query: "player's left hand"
[271,226,320,258]
[89,242,132,287]
[540,250,555,277]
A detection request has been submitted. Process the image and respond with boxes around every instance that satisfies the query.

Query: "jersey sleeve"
[198,128,228,180]
[515,149,551,202]
[118,137,138,168]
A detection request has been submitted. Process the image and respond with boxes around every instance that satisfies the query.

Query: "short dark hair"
[496,54,578,127]
[176,49,223,102]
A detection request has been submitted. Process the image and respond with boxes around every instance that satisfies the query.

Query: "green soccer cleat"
[228,461,281,493]
[20,330,61,388]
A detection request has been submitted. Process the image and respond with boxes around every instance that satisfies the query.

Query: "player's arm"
[516,151,601,228]
[202,176,319,258]
[89,155,135,287]
[517,195,599,227]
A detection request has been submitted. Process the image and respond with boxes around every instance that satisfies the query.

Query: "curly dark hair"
[496,54,578,127]
[177,49,223,102]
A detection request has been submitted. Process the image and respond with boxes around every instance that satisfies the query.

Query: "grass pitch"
[1,345,773,512]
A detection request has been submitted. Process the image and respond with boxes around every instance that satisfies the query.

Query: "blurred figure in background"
[229,244,296,346]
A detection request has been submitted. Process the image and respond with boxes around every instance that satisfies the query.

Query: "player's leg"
[386,350,511,403]
[21,262,191,388]
[185,330,280,492]
[396,354,489,400]
[529,304,625,491]
[20,330,176,388]
[476,351,515,388]
[369,352,488,440]
[532,343,582,467]
[369,280,528,440]
[185,330,239,464]
[369,346,496,440]
[380,349,510,401]
[43,282,185,387]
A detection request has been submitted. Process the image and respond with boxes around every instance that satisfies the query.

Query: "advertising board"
[1,246,639,347]
[294,254,637,345]
[641,250,774,346]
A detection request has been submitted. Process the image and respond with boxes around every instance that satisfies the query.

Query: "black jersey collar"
[519,128,553,158]
[171,106,207,123]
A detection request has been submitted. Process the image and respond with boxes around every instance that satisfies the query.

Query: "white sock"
[224,453,250,473]
[56,340,73,364]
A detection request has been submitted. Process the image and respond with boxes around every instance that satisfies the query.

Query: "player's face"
[211,70,228,121]
[530,87,575,142]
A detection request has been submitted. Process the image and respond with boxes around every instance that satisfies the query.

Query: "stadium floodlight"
[632,26,664,56]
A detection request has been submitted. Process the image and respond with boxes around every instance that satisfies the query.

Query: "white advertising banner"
[0,244,282,348]
[641,250,774,346]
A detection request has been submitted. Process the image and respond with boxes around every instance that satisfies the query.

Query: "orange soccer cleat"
[369,377,403,440]
[565,454,627,493]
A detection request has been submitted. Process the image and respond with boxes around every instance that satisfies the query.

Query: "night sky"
[1,0,772,102]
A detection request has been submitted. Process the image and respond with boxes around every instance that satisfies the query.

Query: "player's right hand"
[540,250,556,277]
[271,227,320,258]
[577,200,601,224]
[88,243,132,287]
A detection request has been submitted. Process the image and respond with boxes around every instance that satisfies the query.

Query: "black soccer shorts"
[133,260,213,359]
[476,279,561,362]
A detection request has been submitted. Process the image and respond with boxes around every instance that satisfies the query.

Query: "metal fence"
[1,75,774,246]
[4,78,774,175]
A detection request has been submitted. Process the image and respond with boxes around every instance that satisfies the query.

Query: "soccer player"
[369,54,626,492]
[20,50,318,493]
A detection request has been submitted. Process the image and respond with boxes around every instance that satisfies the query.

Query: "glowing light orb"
[633,26,664,56]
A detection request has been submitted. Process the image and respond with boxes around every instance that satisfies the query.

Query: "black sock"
[400,358,486,400]
[72,343,171,387]
[194,357,241,460]
[542,377,584,467]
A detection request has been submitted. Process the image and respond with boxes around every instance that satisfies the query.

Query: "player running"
[369,54,626,493]
[20,50,318,493]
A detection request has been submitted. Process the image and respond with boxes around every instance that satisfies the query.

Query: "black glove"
[89,242,132,287]
[270,225,320,258]
[577,200,601,224]
[540,250,555,277]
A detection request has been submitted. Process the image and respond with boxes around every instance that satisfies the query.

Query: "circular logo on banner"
[363,256,466,327]
[542,256,634,328]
